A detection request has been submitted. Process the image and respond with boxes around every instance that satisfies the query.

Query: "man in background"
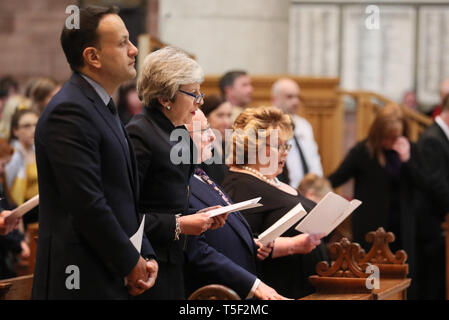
[219,70,253,122]
[271,78,323,189]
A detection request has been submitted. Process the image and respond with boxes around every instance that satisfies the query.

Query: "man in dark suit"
[416,96,449,299]
[184,110,285,300]
[32,6,157,299]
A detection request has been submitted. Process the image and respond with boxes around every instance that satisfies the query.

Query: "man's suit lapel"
[71,74,139,210]
[190,177,255,253]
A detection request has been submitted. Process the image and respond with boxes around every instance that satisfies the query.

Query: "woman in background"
[328,103,425,299]
[5,109,39,227]
[0,137,29,279]
[199,94,233,184]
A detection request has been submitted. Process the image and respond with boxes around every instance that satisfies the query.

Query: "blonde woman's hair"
[227,106,293,166]
[137,46,204,108]
[0,95,32,141]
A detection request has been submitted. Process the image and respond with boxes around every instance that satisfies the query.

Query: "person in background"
[427,79,449,119]
[0,76,19,118]
[219,70,253,122]
[5,109,39,227]
[415,94,449,300]
[297,173,351,243]
[117,80,142,125]
[0,96,32,141]
[198,94,232,185]
[29,77,61,115]
[271,78,323,189]
[401,90,419,111]
[0,137,29,279]
[328,103,425,299]
[222,106,326,299]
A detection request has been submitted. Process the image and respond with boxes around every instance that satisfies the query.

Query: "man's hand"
[254,281,290,300]
[126,256,157,296]
[0,210,19,236]
[254,239,274,261]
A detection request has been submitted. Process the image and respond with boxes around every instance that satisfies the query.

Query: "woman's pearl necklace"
[241,166,281,187]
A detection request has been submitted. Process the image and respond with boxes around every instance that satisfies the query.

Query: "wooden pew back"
[0,274,34,300]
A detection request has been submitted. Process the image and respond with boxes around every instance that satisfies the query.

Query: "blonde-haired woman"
[0,95,32,141]
[222,106,326,299]
[126,46,225,299]
[328,103,424,299]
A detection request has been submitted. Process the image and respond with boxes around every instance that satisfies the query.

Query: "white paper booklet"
[295,192,362,236]
[6,195,39,219]
[125,215,146,286]
[206,197,263,218]
[257,202,307,246]
[129,215,146,253]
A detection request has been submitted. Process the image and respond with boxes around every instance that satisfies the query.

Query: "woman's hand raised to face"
[392,136,411,163]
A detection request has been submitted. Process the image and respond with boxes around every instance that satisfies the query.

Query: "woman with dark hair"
[117,80,142,125]
[328,103,425,298]
[199,94,232,184]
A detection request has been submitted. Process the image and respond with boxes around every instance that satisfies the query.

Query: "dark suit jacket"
[126,107,194,265]
[415,122,449,299]
[32,73,154,299]
[418,122,449,222]
[185,175,257,299]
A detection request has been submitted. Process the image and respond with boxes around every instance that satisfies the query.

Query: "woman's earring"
[166,105,171,110]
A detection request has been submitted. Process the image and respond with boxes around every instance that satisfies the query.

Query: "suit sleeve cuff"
[246,278,261,299]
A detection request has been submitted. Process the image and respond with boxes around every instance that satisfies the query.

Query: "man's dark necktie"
[293,134,309,175]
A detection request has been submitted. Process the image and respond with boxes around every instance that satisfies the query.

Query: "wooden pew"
[188,284,240,300]
[301,228,411,300]
[443,214,449,300]
[0,274,34,300]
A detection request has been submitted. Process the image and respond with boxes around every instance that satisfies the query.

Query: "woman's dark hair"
[200,94,225,117]
[9,108,38,143]
[60,5,119,72]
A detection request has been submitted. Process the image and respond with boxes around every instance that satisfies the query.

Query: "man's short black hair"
[60,5,119,72]
[218,70,247,98]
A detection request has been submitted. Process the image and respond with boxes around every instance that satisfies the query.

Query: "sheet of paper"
[295,192,361,236]
[129,215,146,253]
[258,202,307,246]
[206,197,262,218]
[125,215,146,286]
[7,195,39,219]
[325,199,361,235]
